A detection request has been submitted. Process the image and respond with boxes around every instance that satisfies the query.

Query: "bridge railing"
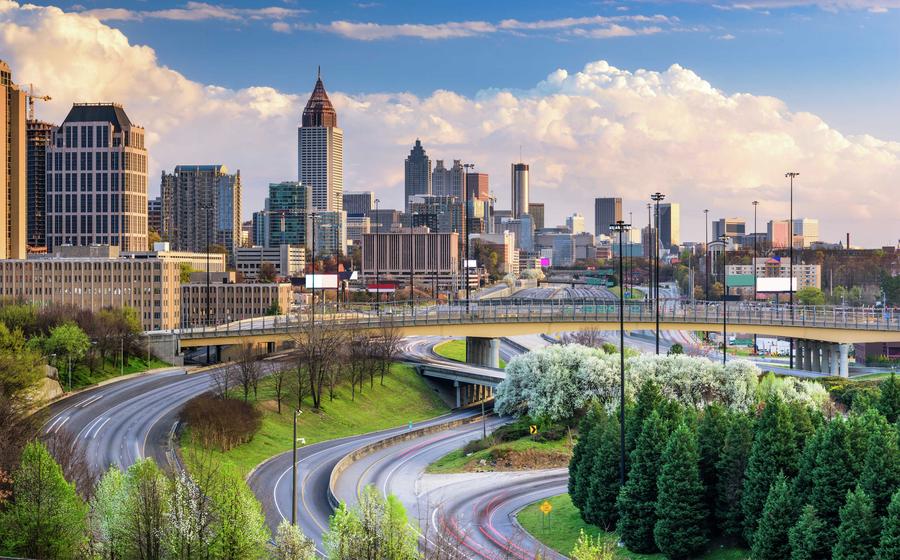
[174,299,900,340]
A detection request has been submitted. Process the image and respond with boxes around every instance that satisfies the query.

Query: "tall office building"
[343,190,374,216]
[466,172,489,201]
[268,181,309,248]
[27,119,54,250]
[594,197,622,238]
[432,159,465,199]
[159,165,241,257]
[407,194,463,234]
[658,202,680,249]
[511,163,529,218]
[298,68,343,212]
[528,202,544,230]
[311,211,347,256]
[147,196,162,234]
[713,218,746,246]
[404,139,431,211]
[0,61,26,259]
[566,213,585,234]
[793,218,820,247]
[46,103,147,253]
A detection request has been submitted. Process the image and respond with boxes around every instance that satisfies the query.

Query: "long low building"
[235,244,305,280]
[360,229,465,291]
[181,271,292,328]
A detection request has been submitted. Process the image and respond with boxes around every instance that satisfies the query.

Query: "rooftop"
[63,103,137,131]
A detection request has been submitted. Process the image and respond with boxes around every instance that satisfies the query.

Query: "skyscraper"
[527,202,545,230]
[566,213,585,234]
[658,202,681,249]
[0,61,26,259]
[27,119,54,250]
[268,181,309,248]
[404,139,431,211]
[712,218,746,242]
[466,172,489,201]
[594,197,622,238]
[433,159,465,199]
[511,163,529,218]
[148,196,162,234]
[343,191,374,216]
[298,68,343,212]
[46,103,147,253]
[159,165,241,257]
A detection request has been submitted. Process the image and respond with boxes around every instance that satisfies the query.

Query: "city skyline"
[3,2,899,246]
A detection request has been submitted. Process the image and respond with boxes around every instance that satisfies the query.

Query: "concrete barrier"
[326,414,487,509]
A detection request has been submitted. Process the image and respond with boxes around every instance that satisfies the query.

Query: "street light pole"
[610,219,630,486]
[650,192,665,355]
[704,209,709,301]
[752,200,759,352]
[374,199,381,313]
[646,203,652,301]
[200,202,213,364]
[786,172,799,369]
[721,234,728,366]
[291,408,299,526]
[463,163,475,310]
[310,212,318,347]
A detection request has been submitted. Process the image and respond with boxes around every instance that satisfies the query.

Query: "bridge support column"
[811,342,822,373]
[829,344,840,376]
[466,337,500,369]
[839,344,850,378]
[795,340,805,370]
[454,381,461,408]
[803,341,813,371]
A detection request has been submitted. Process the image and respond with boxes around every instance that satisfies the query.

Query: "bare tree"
[236,344,261,402]
[210,365,237,398]
[374,326,402,386]
[269,361,290,414]
[561,329,607,348]
[289,311,346,410]
[44,429,98,500]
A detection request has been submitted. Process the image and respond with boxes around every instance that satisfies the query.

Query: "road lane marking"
[79,416,105,439]
[52,416,70,433]
[90,417,112,439]
[78,394,104,407]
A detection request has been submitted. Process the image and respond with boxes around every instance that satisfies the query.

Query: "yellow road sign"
[529,425,538,435]
[540,500,553,515]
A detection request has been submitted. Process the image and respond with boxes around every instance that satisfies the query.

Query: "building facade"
[360,231,460,290]
[343,190,374,216]
[27,119,54,251]
[527,202,544,230]
[432,159,465,199]
[346,215,371,246]
[566,213,585,234]
[466,172,489,201]
[594,197,622,238]
[0,61,26,259]
[713,218,746,243]
[404,139,431,211]
[235,244,305,280]
[267,181,309,249]
[511,163,529,218]
[46,103,147,253]
[310,211,347,256]
[658,202,680,249]
[181,272,292,328]
[298,70,343,212]
[124,242,226,273]
[726,257,821,294]
[407,194,463,234]
[148,196,162,234]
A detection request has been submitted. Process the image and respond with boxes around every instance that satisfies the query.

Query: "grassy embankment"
[65,357,171,390]
[517,494,748,560]
[181,363,450,475]
[432,339,507,369]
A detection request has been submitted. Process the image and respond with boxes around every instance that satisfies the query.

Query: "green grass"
[63,356,171,390]
[517,494,748,560]
[427,434,571,473]
[432,339,507,368]
[182,363,450,475]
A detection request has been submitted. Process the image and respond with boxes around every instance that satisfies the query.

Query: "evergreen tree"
[791,429,825,513]
[570,411,599,513]
[834,487,881,560]
[751,473,794,560]
[847,409,883,477]
[715,412,754,540]
[0,441,88,560]
[810,418,856,550]
[617,410,668,553]
[787,401,818,453]
[584,413,622,530]
[788,505,829,560]
[653,424,708,560]
[741,398,798,544]
[860,419,900,517]
[697,403,729,529]
[625,380,663,459]
[575,413,608,523]
[876,489,900,560]
[878,373,900,424]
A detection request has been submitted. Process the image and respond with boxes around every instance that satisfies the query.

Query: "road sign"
[540,501,553,515]
[529,425,538,435]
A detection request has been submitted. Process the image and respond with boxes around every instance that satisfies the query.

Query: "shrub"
[181,395,262,451]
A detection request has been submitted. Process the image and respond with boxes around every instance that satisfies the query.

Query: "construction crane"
[26,83,51,121]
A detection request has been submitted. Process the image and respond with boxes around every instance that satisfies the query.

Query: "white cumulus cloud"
[0,1,897,245]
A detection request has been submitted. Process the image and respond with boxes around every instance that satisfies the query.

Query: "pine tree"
[751,473,793,560]
[788,401,819,453]
[697,403,729,530]
[788,505,829,560]
[575,413,608,523]
[810,419,856,550]
[715,412,754,540]
[0,441,88,560]
[584,413,622,530]
[834,486,881,560]
[860,418,900,517]
[653,424,708,560]
[791,429,825,513]
[878,373,900,424]
[876,489,900,560]
[570,411,599,513]
[741,398,798,544]
[625,380,663,459]
[617,410,668,553]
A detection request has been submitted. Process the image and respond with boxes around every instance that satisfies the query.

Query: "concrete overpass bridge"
[148,299,900,379]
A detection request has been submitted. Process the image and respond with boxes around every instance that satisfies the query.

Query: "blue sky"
[6,1,899,244]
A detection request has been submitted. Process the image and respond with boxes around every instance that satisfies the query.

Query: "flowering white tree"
[273,520,316,560]
[496,344,826,422]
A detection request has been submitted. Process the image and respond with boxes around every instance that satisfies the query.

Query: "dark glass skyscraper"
[404,139,431,212]
[27,119,54,249]
[594,197,622,238]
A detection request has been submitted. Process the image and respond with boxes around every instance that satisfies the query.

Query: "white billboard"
[756,277,797,293]
[465,259,478,269]
[306,274,339,289]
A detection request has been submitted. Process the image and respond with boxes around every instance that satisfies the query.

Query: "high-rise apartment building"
[0,61,27,259]
[432,159,465,199]
[343,190,374,216]
[528,202,545,230]
[267,181,309,248]
[46,103,147,253]
[27,119,54,250]
[298,69,343,212]
[658,202,680,249]
[160,165,241,257]
[511,163,529,218]
[566,213,585,234]
[310,211,347,256]
[594,197,622,238]
[148,196,162,234]
[404,139,431,211]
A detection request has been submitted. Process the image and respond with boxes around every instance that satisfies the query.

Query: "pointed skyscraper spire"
[301,67,337,127]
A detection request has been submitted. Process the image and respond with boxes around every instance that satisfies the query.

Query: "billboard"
[465,259,478,269]
[306,274,339,289]
[367,283,396,294]
[756,277,797,293]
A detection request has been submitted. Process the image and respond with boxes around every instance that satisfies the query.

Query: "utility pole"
[651,192,665,354]
[610,220,630,485]
[721,234,729,366]
[786,172,799,369]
